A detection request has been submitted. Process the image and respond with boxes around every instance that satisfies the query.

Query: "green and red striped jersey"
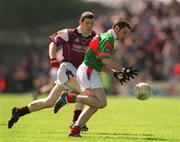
[84,30,116,72]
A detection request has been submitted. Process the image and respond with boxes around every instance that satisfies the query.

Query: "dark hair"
[80,11,95,22]
[112,20,131,30]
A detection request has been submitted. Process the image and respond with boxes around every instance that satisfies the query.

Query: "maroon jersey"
[49,28,96,68]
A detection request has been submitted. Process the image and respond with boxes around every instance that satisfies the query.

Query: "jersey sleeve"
[49,29,69,46]
[96,39,113,60]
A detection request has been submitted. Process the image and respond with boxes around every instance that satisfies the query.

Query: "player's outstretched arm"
[102,65,114,75]
[101,58,138,85]
[101,58,123,72]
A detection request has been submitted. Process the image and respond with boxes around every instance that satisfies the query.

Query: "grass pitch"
[0,93,180,142]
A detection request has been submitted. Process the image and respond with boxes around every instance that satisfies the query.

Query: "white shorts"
[49,68,58,81]
[77,62,103,90]
[55,62,77,85]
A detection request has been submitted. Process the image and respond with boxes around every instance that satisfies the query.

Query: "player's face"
[116,27,130,41]
[80,18,95,36]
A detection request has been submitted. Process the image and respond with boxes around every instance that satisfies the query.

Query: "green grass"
[0,94,180,142]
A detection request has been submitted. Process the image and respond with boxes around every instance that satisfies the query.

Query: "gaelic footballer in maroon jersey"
[49,28,96,68]
[8,11,96,132]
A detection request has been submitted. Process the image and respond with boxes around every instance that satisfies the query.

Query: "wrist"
[50,58,60,68]
[51,58,57,61]
[113,71,118,76]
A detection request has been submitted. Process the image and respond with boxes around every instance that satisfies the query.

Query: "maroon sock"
[17,106,30,117]
[72,110,82,122]
[67,93,77,103]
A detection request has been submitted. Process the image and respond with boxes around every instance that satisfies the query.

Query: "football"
[134,82,151,100]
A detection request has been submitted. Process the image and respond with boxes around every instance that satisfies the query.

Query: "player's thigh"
[81,88,94,96]
[65,76,80,93]
[45,84,65,103]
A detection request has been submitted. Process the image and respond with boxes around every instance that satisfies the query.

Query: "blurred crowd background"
[0,0,179,96]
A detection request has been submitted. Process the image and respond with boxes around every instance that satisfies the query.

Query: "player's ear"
[115,26,120,32]
[79,19,82,25]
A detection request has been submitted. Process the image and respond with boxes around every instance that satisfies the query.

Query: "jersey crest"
[105,42,112,49]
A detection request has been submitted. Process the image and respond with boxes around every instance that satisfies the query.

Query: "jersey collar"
[77,26,92,37]
[108,29,117,40]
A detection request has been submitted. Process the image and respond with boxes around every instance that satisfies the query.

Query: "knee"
[45,103,54,108]
[98,101,107,109]
[44,100,55,108]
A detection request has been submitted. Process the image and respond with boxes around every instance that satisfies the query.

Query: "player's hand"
[113,71,127,85]
[122,67,138,80]
[50,58,60,68]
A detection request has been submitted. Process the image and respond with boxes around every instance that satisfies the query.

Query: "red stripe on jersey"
[105,42,113,49]
[96,52,111,57]
[89,36,99,52]
[87,66,93,74]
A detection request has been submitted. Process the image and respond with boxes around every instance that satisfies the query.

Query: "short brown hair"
[80,11,95,22]
[112,20,131,30]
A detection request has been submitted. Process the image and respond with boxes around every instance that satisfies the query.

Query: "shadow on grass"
[89,132,177,141]
[0,122,7,126]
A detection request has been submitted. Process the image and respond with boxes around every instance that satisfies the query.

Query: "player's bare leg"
[28,85,65,112]
[75,106,97,127]
[30,74,79,112]
[68,106,97,136]
[54,88,106,113]
[70,102,89,132]
[76,88,105,125]
[8,84,65,129]
[68,88,107,136]
[60,76,89,131]
[54,90,99,113]
[54,88,107,136]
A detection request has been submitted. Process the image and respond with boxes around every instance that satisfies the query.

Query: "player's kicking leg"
[8,84,65,129]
